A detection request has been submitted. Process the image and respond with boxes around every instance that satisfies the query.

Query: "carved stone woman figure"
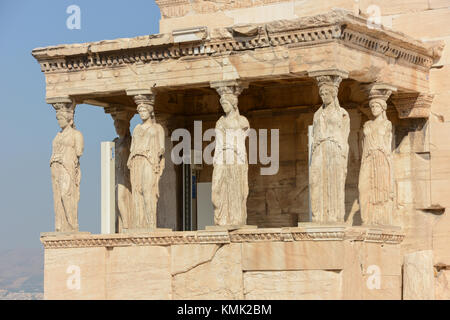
[359,98,394,226]
[112,111,133,232]
[212,88,249,226]
[127,96,165,230]
[50,103,84,232]
[310,76,350,223]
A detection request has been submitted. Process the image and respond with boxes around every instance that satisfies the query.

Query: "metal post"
[308,125,313,222]
[101,141,115,234]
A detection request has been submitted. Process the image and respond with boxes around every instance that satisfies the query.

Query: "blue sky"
[0,1,161,249]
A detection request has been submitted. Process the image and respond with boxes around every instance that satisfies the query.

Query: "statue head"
[53,103,74,129]
[134,94,155,122]
[316,75,341,107]
[112,111,133,137]
[137,103,154,122]
[369,98,387,119]
[219,93,238,114]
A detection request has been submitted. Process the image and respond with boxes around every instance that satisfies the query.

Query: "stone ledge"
[40,225,405,249]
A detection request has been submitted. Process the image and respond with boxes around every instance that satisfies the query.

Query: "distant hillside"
[0,248,43,300]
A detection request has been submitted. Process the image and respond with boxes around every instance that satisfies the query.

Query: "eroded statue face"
[220,94,237,114]
[369,100,384,118]
[114,119,129,137]
[56,113,71,129]
[319,86,336,105]
[138,105,154,122]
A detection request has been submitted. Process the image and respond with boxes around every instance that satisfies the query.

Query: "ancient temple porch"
[32,9,443,299]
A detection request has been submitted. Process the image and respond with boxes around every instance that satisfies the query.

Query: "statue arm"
[158,125,165,157]
[75,130,84,158]
[213,122,225,164]
[241,116,250,136]
[154,125,165,174]
[342,112,350,160]
[360,121,368,159]
[127,125,142,168]
[385,121,393,154]
[127,133,135,169]
[311,112,320,153]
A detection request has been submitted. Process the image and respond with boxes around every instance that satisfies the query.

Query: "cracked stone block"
[244,270,343,299]
[172,243,243,299]
[171,244,220,275]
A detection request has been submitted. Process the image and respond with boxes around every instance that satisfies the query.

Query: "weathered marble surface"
[359,85,396,226]
[106,246,171,299]
[108,108,134,233]
[128,94,165,230]
[310,73,349,223]
[172,243,243,299]
[41,226,404,300]
[244,270,342,300]
[403,250,435,300]
[50,101,84,232]
[211,81,250,226]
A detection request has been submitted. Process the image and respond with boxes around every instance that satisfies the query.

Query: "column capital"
[308,69,349,80]
[46,96,73,104]
[309,69,348,93]
[125,88,155,96]
[358,83,397,119]
[130,95,155,111]
[361,83,397,102]
[104,104,136,121]
[210,80,248,96]
[126,88,156,109]
[47,96,76,116]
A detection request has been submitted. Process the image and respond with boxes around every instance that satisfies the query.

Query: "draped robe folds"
[212,114,249,226]
[128,123,165,229]
[114,135,132,232]
[310,105,350,223]
[50,127,83,232]
[359,119,394,226]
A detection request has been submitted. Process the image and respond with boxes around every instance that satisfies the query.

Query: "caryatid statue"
[49,99,84,232]
[210,81,250,226]
[359,84,396,226]
[309,72,350,223]
[105,106,135,233]
[127,94,165,230]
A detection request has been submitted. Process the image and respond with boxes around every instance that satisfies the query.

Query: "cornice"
[31,10,437,74]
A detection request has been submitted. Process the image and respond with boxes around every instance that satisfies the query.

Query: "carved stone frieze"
[40,226,405,248]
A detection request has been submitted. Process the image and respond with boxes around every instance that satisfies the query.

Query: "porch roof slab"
[32,9,443,117]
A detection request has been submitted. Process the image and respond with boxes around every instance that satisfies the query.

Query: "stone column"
[209,80,250,228]
[126,90,167,232]
[104,105,135,233]
[48,97,84,232]
[359,83,396,226]
[308,70,349,224]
